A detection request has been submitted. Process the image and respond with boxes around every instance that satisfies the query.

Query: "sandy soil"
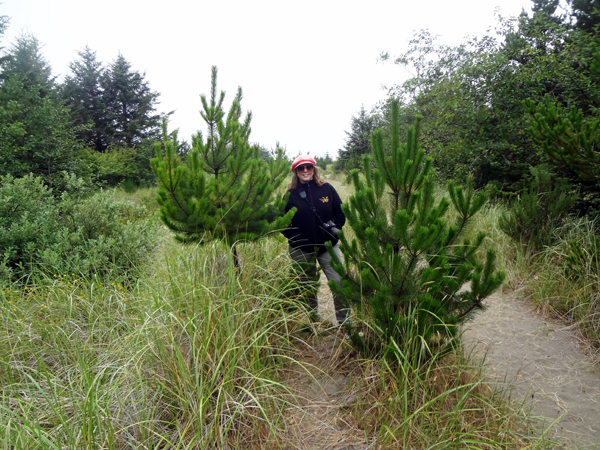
[275,280,371,450]
[281,277,600,449]
[276,332,371,450]
[462,292,600,449]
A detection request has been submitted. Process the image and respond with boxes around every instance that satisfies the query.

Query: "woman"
[281,155,349,326]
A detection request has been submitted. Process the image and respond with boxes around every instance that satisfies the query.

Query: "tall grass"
[343,350,542,449]
[112,186,161,215]
[0,236,309,449]
[527,218,600,348]
[465,195,600,350]
[0,179,561,449]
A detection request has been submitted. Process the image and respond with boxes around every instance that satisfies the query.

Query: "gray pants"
[289,243,349,324]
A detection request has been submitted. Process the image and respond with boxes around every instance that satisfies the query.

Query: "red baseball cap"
[291,155,317,172]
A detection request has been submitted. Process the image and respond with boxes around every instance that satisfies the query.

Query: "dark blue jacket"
[282,181,345,253]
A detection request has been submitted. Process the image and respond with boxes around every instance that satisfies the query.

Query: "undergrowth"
[343,349,543,449]
[0,177,567,448]
[0,237,308,449]
[527,218,600,350]
[482,191,600,352]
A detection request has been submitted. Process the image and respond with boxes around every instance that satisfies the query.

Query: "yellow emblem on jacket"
[319,196,329,203]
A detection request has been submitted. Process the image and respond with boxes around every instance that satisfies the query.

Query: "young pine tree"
[151,66,294,267]
[327,99,505,362]
[524,94,600,184]
[498,165,576,250]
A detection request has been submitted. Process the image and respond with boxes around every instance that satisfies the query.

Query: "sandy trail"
[275,279,371,450]
[276,332,371,450]
[462,292,600,449]
[284,276,600,449]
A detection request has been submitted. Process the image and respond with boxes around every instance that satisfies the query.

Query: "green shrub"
[0,174,60,280]
[78,144,150,187]
[498,165,577,250]
[0,174,159,283]
[121,179,137,193]
[529,219,600,345]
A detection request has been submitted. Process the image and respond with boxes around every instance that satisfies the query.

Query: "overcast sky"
[3,0,533,158]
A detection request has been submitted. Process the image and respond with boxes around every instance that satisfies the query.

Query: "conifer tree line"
[0,23,164,188]
[335,105,375,173]
[62,47,162,152]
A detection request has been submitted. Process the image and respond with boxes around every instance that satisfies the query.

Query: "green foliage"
[526,216,600,346]
[0,174,59,279]
[0,76,84,185]
[151,66,295,255]
[78,144,145,186]
[499,165,577,249]
[42,191,158,281]
[336,106,375,173]
[525,94,600,184]
[382,9,600,194]
[60,49,165,185]
[329,99,504,362]
[121,178,137,193]
[531,0,561,20]
[102,53,162,147]
[2,33,55,95]
[61,49,164,151]
[255,144,288,164]
[60,46,109,151]
[315,152,334,169]
[565,233,600,279]
[570,0,600,30]
[382,28,533,187]
[0,174,159,282]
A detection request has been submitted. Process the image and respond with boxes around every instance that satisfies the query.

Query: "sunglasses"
[296,164,314,172]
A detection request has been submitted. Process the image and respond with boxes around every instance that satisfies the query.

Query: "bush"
[498,165,577,250]
[0,174,159,283]
[0,174,60,281]
[121,179,137,193]
[78,143,157,188]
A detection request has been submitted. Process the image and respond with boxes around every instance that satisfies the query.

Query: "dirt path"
[276,331,371,450]
[281,278,600,449]
[462,291,600,449]
[275,281,371,450]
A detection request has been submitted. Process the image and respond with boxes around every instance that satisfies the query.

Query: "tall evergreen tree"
[61,47,108,151]
[2,33,54,97]
[102,53,161,147]
[0,33,82,184]
[0,14,9,67]
[328,99,504,362]
[336,106,374,171]
[151,66,294,266]
[570,0,600,30]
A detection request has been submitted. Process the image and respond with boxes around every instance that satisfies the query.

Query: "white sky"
[2,0,533,158]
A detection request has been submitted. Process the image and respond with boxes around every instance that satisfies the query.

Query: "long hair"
[287,167,324,190]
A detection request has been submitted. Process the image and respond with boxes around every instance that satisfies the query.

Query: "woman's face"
[296,164,314,183]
